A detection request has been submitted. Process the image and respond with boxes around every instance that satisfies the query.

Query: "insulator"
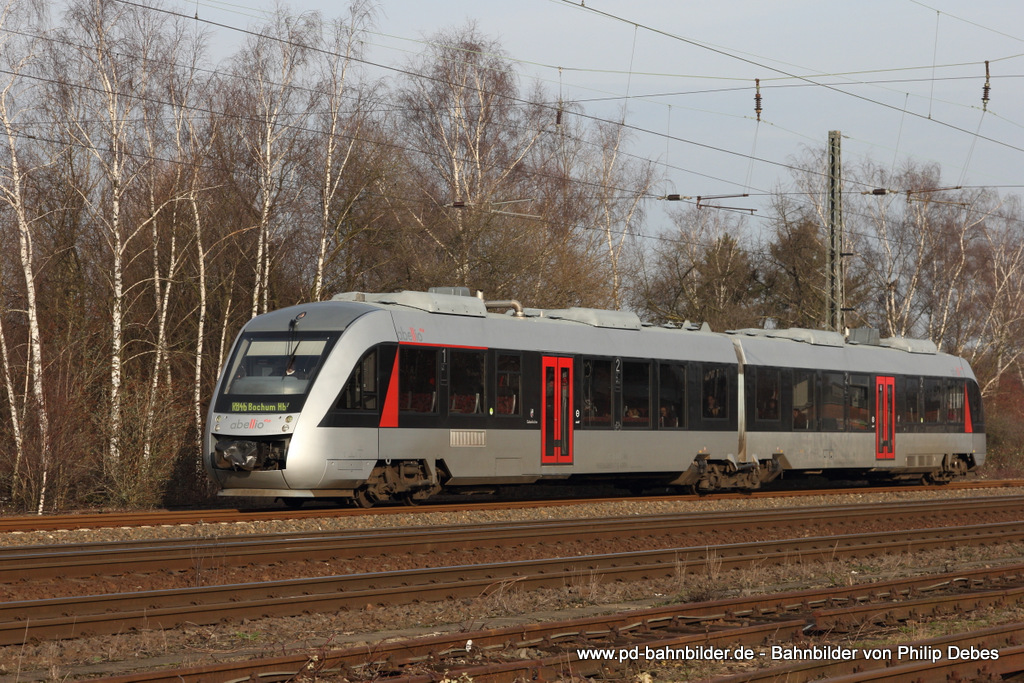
[982,61,991,112]
[754,78,762,122]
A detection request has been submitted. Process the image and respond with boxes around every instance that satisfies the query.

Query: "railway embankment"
[2,483,1024,681]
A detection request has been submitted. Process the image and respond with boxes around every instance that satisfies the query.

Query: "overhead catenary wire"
[80,0,1024,204]
[128,0,1024,187]
[11,1,835,200]
[553,0,1024,159]
[1,0,1020,261]
[164,0,1024,182]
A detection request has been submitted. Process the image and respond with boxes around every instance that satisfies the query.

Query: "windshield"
[216,333,336,412]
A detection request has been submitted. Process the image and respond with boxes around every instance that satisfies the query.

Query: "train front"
[205,301,378,501]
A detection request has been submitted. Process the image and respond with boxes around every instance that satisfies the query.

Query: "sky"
[169,0,1024,233]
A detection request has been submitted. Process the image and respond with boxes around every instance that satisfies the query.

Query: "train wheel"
[281,498,305,510]
[353,489,375,508]
[401,494,420,506]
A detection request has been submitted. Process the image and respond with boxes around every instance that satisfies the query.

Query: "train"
[205,287,986,507]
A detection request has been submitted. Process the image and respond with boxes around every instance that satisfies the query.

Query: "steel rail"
[717,622,1024,682]
[5,519,1024,647]
[86,569,1024,683]
[393,626,1024,683]
[0,479,1018,533]
[90,619,810,683]
[1,494,1019,583]
[816,646,1024,682]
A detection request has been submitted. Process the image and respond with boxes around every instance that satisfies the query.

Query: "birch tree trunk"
[166,21,214,461]
[0,311,25,507]
[0,0,50,511]
[55,0,162,481]
[311,7,372,301]
[231,9,317,318]
[591,118,656,309]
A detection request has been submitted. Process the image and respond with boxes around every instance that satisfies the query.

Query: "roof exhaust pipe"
[483,298,525,318]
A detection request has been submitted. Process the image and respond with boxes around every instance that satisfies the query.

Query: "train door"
[541,356,574,464]
[875,376,895,459]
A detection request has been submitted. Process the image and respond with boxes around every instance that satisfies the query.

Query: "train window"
[848,374,871,431]
[754,367,780,421]
[967,379,984,427]
[701,365,729,420]
[622,361,651,429]
[658,363,685,429]
[820,372,844,431]
[946,380,964,423]
[923,378,943,423]
[336,347,377,411]
[899,376,922,424]
[398,346,438,413]
[496,353,521,416]
[450,350,486,414]
[792,370,815,430]
[223,336,332,397]
[582,358,613,427]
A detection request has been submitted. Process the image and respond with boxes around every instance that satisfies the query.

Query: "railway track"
[87,563,1024,682]
[1,494,1021,583]
[5,488,1024,681]
[5,514,1024,646]
[0,478,1018,533]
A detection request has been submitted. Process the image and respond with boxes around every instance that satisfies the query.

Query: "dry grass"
[9,541,1024,681]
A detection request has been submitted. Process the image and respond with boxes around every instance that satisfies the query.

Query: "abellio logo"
[396,326,426,342]
[230,418,270,430]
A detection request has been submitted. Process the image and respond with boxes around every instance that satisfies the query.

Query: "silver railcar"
[206,289,985,506]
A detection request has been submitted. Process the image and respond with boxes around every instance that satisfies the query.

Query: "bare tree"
[760,195,826,329]
[0,0,51,511]
[306,3,376,300]
[53,0,131,474]
[393,24,546,290]
[163,25,216,461]
[587,117,657,309]
[44,0,187,493]
[633,206,760,330]
[520,97,612,307]
[0,304,24,505]
[226,7,318,317]
[852,161,984,347]
[959,196,1024,397]
[137,21,184,468]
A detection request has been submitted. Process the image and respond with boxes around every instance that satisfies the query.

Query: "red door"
[541,356,573,464]
[875,376,895,459]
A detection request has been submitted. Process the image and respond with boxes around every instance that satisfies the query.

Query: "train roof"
[323,289,971,378]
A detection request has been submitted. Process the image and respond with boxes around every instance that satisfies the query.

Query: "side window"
[792,369,816,430]
[622,361,651,429]
[848,374,871,431]
[967,379,984,427]
[946,379,964,423]
[702,365,729,420]
[754,367,781,421]
[495,353,521,416]
[821,371,844,431]
[336,347,377,410]
[899,376,922,424]
[398,346,437,413]
[923,378,943,423]
[450,349,486,414]
[658,363,685,428]
[583,358,613,427]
